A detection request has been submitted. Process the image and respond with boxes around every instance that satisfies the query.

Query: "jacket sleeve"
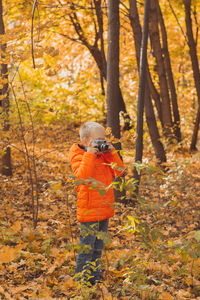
[102,148,125,178]
[70,151,96,179]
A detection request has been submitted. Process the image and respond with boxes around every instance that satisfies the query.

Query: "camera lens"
[93,140,108,152]
[100,143,108,152]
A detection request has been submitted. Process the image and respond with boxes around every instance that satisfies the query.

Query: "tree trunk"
[183,0,200,150]
[107,0,126,202]
[129,0,162,125]
[93,0,106,96]
[69,2,132,129]
[133,0,150,191]
[149,0,173,137]
[157,0,181,142]
[0,0,12,176]
[129,0,166,163]
[145,88,166,163]
[107,0,120,141]
[93,0,107,80]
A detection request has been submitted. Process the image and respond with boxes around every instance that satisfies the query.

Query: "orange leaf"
[11,220,21,232]
[159,292,174,300]
[0,244,26,264]
[0,246,18,264]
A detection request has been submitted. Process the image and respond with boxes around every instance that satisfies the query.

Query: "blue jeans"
[75,219,109,285]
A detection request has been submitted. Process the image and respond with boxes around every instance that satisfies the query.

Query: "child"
[69,121,125,286]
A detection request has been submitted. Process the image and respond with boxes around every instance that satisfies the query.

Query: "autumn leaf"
[0,244,25,264]
[159,292,174,300]
[11,220,21,232]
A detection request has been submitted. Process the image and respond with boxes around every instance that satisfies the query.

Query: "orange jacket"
[69,143,125,222]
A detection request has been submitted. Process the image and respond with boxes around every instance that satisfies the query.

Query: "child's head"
[79,121,105,147]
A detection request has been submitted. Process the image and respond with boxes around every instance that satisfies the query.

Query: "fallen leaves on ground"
[0,126,200,299]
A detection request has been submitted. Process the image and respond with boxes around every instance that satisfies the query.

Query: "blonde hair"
[79,121,105,141]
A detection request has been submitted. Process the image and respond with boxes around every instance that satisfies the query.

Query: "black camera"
[92,139,109,152]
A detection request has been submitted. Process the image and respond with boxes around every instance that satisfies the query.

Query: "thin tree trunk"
[94,0,106,96]
[147,68,163,125]
[133,0,150,191]
[107,0,120,141]
[94,0,132,129]
[93,0,107,80]
[145,89,166,163]
[149,0,173,136]
[0,0,12,176]
[157,0,181,142]
[129,0,162,125]
[129,0,166,163]
[183,0,200,150]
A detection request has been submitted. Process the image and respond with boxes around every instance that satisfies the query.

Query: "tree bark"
[133,0,150,191]
[129,0,166,163]
[149,0,173,137]
[107,0,120,141]
[0,0,12,176]
[93,0,106,95]
[157,0,181,142]
[107,0,126,203]
[183,0,200,150]
[93,0,107,80]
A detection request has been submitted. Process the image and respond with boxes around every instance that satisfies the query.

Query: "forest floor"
[0,125,200,300]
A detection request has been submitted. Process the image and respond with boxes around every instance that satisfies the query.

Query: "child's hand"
[107,142,114,152]
[87,142,99,154]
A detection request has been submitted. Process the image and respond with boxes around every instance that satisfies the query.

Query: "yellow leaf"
[105,127,112,135]
[168,240,173,247]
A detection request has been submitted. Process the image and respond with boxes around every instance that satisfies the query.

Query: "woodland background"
[0,0,200,299]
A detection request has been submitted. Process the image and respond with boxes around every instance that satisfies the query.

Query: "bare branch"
[192,5,199,46]
[31,0,38,68]
[90,1,99,48]
[10,82,36,227]
[167,0,188,45]
[36,2,40,42]
[37,2,107,10]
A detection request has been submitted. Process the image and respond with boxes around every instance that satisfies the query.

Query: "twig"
[66,192,76,263]
[9,143,25,154]
[10,63,21,83]
[167,0,188,45]
[36,2,40,42]
[10,82,36,227]
[192,5,199,46]
[37,2,107,10]
[31,0,38,68]
[36,149,58,160]
[17,70,39,229]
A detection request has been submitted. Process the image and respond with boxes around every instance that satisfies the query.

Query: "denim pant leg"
[75,219,109,284]
[75,221,97,283]
[91,219,109,281]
